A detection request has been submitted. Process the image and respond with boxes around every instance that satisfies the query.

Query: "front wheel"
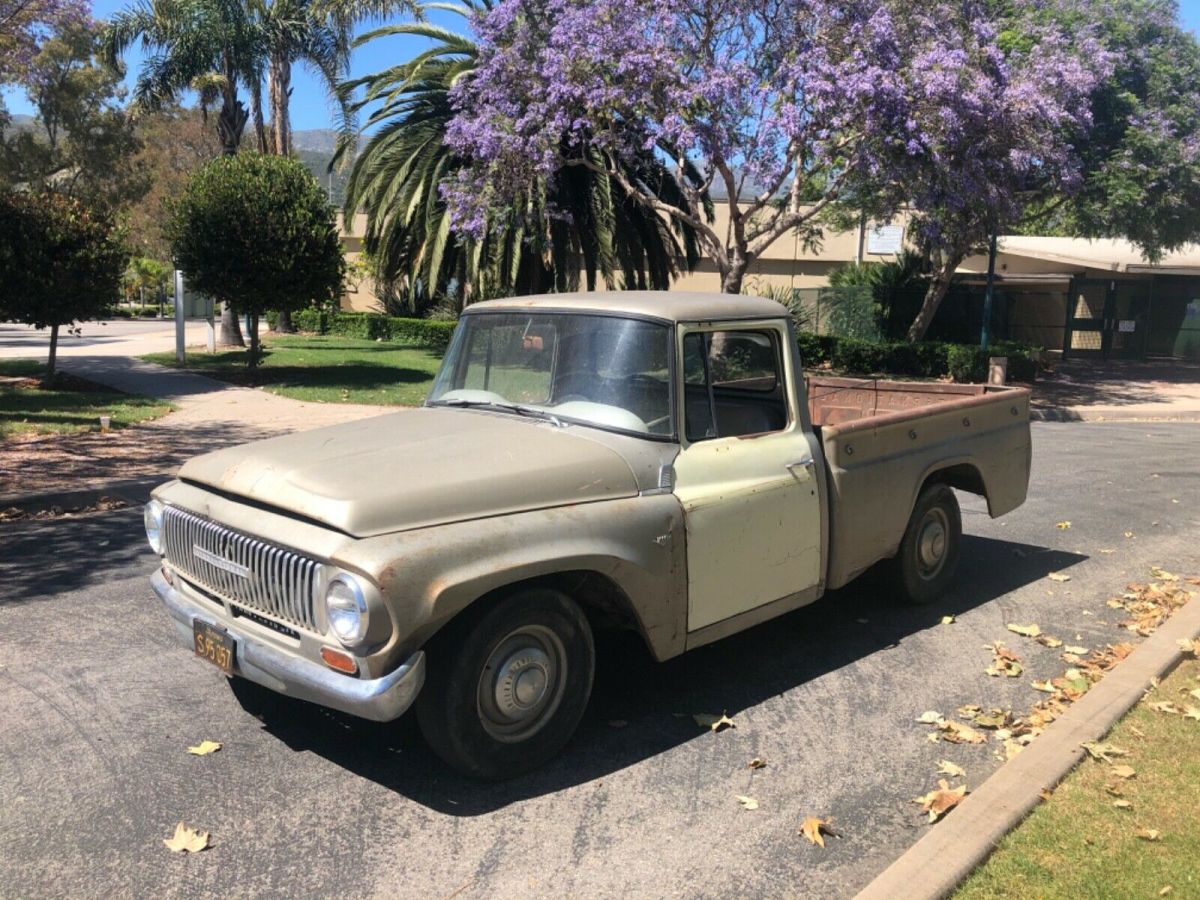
[416,587,595,779]
[894,483,961,605]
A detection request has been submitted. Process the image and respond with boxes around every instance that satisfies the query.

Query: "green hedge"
[276,309,457,351]
[797,332,1041,383]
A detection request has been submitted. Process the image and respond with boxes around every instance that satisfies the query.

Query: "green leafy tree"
[1019,0,1200,258]
[167,153,344,367]
[0,191,128,379]
[0,20,146,209]
[336,0,705,311]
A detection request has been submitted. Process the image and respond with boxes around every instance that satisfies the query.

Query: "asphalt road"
[2,422,1198,899]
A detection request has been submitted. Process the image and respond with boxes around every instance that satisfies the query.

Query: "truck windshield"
[428,312,674,439]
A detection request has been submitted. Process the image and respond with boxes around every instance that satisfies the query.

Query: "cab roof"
[465,291,790,323]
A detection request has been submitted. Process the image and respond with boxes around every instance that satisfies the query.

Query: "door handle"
[786,457,815,473]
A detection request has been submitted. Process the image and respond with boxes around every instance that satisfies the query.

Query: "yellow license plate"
[193,620,235,675]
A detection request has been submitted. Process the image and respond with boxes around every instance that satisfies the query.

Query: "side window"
[683,329,788,441]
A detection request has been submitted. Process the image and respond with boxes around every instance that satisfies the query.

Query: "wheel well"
[922,463,987,500]
[475,570,648,642]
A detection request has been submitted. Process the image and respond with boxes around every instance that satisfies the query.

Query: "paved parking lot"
[2,422,1198,898]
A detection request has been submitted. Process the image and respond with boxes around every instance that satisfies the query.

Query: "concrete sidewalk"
[1,344,392,506]
[1031,358,1200,422]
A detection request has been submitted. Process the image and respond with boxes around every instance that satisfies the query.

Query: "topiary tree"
[0,191,128,380]
[167,153,345,367]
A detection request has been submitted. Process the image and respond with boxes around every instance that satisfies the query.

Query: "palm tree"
[102,0,264,157]
[336,0,707,310]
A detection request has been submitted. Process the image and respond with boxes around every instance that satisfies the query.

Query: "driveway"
[1,422,1197,898]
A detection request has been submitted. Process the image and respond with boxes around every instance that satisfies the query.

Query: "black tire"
[416,587,595,779]
[894,483,961,605]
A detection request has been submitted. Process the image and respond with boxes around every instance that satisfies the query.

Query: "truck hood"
[177,408,640,537]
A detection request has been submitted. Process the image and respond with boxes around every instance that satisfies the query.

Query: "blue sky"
[5,0,1200,133]
[2,0,465,132]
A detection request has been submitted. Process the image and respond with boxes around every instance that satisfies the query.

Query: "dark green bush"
[286,309,456,351]
[796,331,1041,383]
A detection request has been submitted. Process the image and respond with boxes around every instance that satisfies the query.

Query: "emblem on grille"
[193,545,251,579]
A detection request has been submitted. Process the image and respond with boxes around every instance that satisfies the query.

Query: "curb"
[855,594,1200,900]
[0,477,159,515]
[1030,407,1200,423]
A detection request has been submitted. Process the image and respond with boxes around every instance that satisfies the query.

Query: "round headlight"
[144,499,165,555]
[325,574,369,647]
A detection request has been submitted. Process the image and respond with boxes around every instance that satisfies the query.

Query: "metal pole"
[174,269,185,364]
[980,229,999,351]
[856,211,867,265]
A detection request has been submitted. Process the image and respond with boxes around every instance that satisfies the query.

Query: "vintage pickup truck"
[146,292,1031,777]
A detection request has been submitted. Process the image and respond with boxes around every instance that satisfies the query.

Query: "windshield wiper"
[431,398,565,428]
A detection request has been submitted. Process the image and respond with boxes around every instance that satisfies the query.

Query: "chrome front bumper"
[151,570,425,722]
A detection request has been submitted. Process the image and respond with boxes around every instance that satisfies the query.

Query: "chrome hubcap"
[916,508,949,579]
[477,626,566,743]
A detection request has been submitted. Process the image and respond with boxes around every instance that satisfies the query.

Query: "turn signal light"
[320,646,358,675]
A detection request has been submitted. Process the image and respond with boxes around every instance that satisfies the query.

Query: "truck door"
[673,322,823,632]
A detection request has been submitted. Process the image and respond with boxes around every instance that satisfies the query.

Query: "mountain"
[292,128,340,154]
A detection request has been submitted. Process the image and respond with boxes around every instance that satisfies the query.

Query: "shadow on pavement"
[1033,358,1200,409]
[239,534,1087,815]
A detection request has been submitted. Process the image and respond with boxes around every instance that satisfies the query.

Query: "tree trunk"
[268,56,292,157]
[247,312,260,369]
[906,252,964,342]
[276,309,295,333]
[45,323,59,383]
[217,67,248,156]
[250,86,268,154]
[219,303,245,347]
[721,263,747,295]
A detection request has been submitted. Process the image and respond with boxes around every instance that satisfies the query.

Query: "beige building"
[337,210,1200,360]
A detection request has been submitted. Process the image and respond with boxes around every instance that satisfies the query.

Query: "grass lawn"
[0,359,174,440]
[142,334,444,406]
[956,656,1200,899]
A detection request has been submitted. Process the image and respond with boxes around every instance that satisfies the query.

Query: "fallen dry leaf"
[1038,788,1053,801]
[799,816,839,847]
[1113,799,1132,810]
[913,780,968,823]
[748,757,767,770]
[1111,764,1137,780]
[163,822,210,854]
[1047,572,1071,583]
[1137,828,1162,841]
[1031,680,1058,693]
[186,740,222,756]
[1064,645,1089,655]
[1056,521,1071,530]
[1037,635,1064,648]
[916,710,945,725]
[937,760,966,778]
[1183,707,1200,722]
[1082,742,1127,762]
[1148,701,1179,715]
[1125,531,1135,538]
[1007,623,1042,638]
[941,615,955,625]
[1150,567,1179,582]
[736,795,758,811]
[1178,639,1200,656]
[940,720,987,744]
[694,713,736,732]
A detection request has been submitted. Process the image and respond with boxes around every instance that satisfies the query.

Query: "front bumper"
[151,570,424,722]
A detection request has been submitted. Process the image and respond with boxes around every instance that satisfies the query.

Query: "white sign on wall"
[867,224,905,255]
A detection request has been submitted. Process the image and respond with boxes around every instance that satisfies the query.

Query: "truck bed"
[806,377,1032,590]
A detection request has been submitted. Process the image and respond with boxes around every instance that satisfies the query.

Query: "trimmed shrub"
[284,309,457,351]
[796,331,1041,384]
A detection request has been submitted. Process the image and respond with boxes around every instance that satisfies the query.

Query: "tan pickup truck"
[145,292,1031,777]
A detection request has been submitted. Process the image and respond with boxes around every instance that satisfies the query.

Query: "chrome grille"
[162,505,321,632]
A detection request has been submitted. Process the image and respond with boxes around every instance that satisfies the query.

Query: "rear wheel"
[416,587,595,779]
[894,484,961,604]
